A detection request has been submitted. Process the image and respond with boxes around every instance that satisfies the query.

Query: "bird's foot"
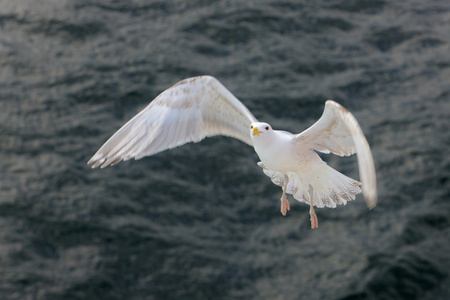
[308,184,318,229]
[309,207,318,229]
[280,175,290,216]
[280,196,290,216]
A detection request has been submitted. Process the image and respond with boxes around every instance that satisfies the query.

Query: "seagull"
[88,76,377,229]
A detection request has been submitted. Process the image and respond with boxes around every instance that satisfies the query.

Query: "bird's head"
[250,122,273,142]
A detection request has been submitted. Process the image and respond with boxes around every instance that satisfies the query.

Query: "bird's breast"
[254,140,316,173]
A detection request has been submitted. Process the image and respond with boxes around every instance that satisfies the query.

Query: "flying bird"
[88,76,377,229]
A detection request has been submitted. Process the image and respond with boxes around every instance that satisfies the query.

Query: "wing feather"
[293,100,377,208]
[88,76,258,168]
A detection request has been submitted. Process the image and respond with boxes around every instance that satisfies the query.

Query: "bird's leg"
[280,175,290,216]
[308,184,318,229]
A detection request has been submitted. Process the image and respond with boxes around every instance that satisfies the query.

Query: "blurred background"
[0,0,449,299]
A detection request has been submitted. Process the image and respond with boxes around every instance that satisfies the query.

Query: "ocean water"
[0,0,449,299]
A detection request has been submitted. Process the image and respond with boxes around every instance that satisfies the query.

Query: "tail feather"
[258,162,361,208]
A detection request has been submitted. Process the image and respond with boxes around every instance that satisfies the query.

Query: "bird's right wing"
[293,100,377,208]
[88,76,258,168]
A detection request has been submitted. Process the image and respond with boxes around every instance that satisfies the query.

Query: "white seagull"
[88,76,377,229]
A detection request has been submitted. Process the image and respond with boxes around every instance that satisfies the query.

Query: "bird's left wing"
[293,100,377,208]
[88,76,258,168]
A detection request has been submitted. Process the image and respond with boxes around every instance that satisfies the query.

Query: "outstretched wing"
[293,100,377,208]
[88,76,258,168]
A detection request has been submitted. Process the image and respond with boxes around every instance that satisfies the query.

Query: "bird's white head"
[250,122,273,141]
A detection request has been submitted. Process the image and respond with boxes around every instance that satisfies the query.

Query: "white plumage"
[88,75,377,229]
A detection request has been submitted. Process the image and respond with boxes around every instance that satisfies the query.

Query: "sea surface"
[0,0,449,299]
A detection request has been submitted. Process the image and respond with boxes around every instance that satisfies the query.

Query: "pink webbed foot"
[280,175,290,216]
[309,207,318,229]
[280,196,290,216]
[308,184,318,229]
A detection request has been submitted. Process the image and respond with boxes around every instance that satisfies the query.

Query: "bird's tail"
[303,165,361,208]
[258,162,361,208]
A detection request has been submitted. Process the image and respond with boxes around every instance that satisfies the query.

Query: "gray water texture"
[0,0,449,299]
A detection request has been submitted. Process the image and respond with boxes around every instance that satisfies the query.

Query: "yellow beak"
[252,127,264,136]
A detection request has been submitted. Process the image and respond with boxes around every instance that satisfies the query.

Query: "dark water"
[1,0,449,299]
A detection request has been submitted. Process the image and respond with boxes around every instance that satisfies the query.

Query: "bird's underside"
[258,161,362,229]
[88,75,377,229]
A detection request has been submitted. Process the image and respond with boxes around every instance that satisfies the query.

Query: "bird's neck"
[252,134,280,159]
[252,135,272,150]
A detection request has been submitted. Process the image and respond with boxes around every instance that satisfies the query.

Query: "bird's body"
[253,128,297,172]
[88,76,377,229]
[250,121,362,226]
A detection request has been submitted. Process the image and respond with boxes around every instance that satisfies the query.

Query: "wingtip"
[325,99,338,106]
[87,159,96,168]
[364,194,377,210]
[87,162,100,169]
[87,156,111,169]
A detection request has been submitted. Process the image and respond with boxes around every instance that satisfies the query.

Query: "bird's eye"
[250,125,253,129]
[265,126,269,130]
